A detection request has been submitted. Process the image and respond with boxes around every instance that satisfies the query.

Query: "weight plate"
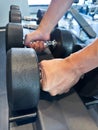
[10,5,20,10]
[7,48,40,111]
[37,9,46,24]
[37,9,46,19]
[6,23,23,51]
[9,10,21,23]
[50,28,75,58]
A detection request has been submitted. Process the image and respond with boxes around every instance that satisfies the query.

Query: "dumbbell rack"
[0,29,98,130]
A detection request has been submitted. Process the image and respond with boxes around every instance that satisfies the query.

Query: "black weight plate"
[37,9,46,19]
[6,23,23,51]
[37,9,46,24]
[50,28,75,58]
[76,68,98,97]
[10,5,20,10]
[9,10,21,23]
[7,48,40,111]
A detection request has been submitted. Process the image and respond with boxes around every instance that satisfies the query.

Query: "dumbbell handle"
[44,40,57,48]
[28,40,57,48]
[23,16,38,21]
[23,24,38,30]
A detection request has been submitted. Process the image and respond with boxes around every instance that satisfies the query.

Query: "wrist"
[65,53,84,78]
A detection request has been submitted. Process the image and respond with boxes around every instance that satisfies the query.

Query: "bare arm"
[25,0,73,44]
[69,38,98,75]
[40,38,98,95]
[38,0,73,37]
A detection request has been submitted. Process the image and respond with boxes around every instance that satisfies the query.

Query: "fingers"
[39,60,71,96]
[24,33,33,45]
[49,88,70,96]
[31,41,45,52]
[40,78,70,96]
[40,79,70,96]
[26,41,45,52]
[39,58,80,96]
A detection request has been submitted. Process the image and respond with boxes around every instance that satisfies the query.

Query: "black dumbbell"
[6,23,83,57]
[6,23,57,52]
[9,8,58,29]
[9,8,45,24]
[7,48,40,112]
[9,10,21,23]
[9,9,44,30]
[9,10,38,30]
[36,9,46,24]
[37,9,58,27]
[49,28,84,58]
[6,23,24,51]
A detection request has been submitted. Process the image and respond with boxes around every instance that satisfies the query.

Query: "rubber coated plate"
[7,48,40,111]
[10,5,20,10]
[9,10,21,23]
[37,9,46,19]
[37,9,46,24]
[6,23,23,51]
[50,28,75,58]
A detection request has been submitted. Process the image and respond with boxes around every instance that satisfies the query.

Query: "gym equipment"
[9,6,58,29]
[9,8,46,25]
[6,23,24,51]
[9,10,38,29]
[10,5,20,11]
[69,7,96,38]
[6,48,98,129]
[6,23,83,58]
[49,28,83,58]
[36,9,46,24]
[7,48,40,112]
[9,10,21,23]
[6,23,84,112]
[6,23,57,52]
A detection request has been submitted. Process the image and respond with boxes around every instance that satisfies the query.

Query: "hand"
[39,58,82,96]
[24,29,50,52]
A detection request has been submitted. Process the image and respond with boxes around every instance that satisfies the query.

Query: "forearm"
[38,0,73,36]
[68,38,98,76]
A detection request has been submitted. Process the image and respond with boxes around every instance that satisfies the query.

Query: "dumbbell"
[9,10,21,23]
[7,48,40,112]
[49,28,84,58]
[6,23,57,52]
[9,8,46,25]
[9,5,21,23]
[37,9,58,27]
[9,9,45,30]
[23,9,47,25]
[36,9,46,24]
[9,10,38,29]
[9,8,58,29]
[6,23,83,58]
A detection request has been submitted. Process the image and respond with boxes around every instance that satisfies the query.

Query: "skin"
[25,0,73,44]
[25,0,98,96]
[39,38,98,96]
